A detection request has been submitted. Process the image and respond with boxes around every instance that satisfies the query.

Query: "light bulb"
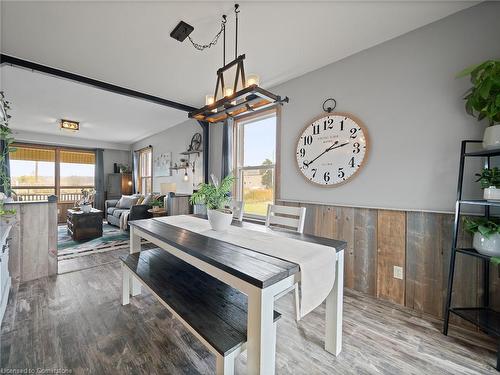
[247,74,260,87]
[205,95,215,106]
[183,171,189,182]
[224,87,233,97]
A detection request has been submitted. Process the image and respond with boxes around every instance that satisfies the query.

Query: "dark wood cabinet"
[107,173,133,199]
[67,209,103,241]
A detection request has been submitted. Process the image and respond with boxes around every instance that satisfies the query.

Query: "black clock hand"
[305,141,338,167]
[305,141,349,167]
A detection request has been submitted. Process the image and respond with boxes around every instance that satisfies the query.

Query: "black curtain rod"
[0,54,197,113]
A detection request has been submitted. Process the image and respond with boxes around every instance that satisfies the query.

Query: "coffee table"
[67,208,103,241]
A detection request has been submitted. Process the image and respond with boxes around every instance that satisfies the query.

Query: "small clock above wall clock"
[295,111,369,186]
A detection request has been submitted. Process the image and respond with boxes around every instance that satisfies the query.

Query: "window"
[59,150,95,201]
[137,147,152,194]
[234,112,276,218]
[10,144,95,202]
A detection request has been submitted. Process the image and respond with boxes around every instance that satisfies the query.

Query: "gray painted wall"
[103,149,131,177]
[132,119,204,194]
[209,2,499,212]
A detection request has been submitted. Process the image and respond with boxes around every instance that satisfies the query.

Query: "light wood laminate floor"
[1,248,498,374]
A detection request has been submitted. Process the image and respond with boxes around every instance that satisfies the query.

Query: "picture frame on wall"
[154,152,172,177]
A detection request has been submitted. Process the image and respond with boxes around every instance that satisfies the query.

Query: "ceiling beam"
[0,54,197,113]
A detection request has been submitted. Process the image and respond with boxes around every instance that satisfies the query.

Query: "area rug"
[58,223,132,260]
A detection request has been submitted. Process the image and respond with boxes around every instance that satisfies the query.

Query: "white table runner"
[153,215,337,317]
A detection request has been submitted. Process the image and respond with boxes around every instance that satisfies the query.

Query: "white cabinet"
[0,225,12,324]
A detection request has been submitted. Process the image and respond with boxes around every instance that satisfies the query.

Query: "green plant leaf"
[456,63,481,78]
[491,257,500,266]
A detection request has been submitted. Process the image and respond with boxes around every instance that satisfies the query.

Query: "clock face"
[296,113,368,186]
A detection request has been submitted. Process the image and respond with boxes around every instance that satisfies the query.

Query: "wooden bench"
[120,248,281,375]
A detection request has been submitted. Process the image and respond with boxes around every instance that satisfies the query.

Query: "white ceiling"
[0,1,477,144]
[1,65,188,145]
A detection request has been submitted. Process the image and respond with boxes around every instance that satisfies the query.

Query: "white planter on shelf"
[484,186,500,201]
[207,209,233,232]
[472,232,500,257]
[482,124,500,149]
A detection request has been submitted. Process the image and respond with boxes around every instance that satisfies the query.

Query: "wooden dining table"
[128,215,346,375]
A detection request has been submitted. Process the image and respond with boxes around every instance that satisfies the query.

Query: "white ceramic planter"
[472,232,500,257]
[80,204,92,213]
[482,124,500,149]
[484,186,500,201]
[207,209,233,232]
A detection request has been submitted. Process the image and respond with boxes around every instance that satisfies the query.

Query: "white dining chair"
[265,204,306,234]
[231,200,244,222]
[265,204,307,321]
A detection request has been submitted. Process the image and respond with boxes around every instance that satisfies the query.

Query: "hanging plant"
[0,91,16,198]
[457,60,500,126]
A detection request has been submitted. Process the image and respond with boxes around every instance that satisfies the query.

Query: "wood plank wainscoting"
[277,200,500,328]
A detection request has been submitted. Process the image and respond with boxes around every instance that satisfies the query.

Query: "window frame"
[137,146,153,195]
[233,109,278,220]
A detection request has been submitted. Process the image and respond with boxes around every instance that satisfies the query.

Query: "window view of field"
[239,115,276,217]
[242,163,274,216]
[10,147,95,202]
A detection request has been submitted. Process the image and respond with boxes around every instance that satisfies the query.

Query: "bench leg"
[129,227,142,296]
[216,351,237,375]
[294,284,301,321]
[121,263,130,306]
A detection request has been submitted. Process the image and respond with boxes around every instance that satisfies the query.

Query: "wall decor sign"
[154,152,172,177]
[296,112,369,186]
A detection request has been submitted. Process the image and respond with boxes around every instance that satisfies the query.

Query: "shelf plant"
[463,217,500,261]
[190,174,235,231]
[475,168,500,201]
[458,60,500,149]
[475,167,500,188]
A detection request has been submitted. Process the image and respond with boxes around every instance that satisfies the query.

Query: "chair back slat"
[265,204,306,233]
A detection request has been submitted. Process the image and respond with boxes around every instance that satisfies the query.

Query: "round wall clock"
[295,112,369,186]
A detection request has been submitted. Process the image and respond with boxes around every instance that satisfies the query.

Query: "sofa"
[105,194,164,228]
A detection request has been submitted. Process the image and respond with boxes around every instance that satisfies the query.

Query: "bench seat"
[120,248,280,373]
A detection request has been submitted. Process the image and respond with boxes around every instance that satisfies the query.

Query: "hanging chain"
[187,15,227,51]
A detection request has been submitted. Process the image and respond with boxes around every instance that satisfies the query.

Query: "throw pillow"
[136,196,145,205]
[117,195,140,209]
[142,193,153,206]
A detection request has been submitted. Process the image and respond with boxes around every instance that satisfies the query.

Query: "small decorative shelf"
[443,140,500,372]
[180,149,203,156]
[170,166,187,171]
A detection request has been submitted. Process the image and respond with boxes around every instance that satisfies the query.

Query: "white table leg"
[121,263,130,306]
[325,249,344,356]
[247,287,275,375]
[129,227,142,296]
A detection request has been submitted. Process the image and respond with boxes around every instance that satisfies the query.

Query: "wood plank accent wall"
[278,200,500,324]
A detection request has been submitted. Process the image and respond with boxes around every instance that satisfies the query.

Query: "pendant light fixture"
[172,4,288,123]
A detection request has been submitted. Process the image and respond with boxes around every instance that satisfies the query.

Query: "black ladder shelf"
[443,140,500,371]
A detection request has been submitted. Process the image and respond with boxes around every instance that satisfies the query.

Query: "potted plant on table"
[150,198,163,212]
[464,217,500,259]
[190,174,235,232]
[475,167,500,201]
[458,60,500,149]
[79,188,95,213]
